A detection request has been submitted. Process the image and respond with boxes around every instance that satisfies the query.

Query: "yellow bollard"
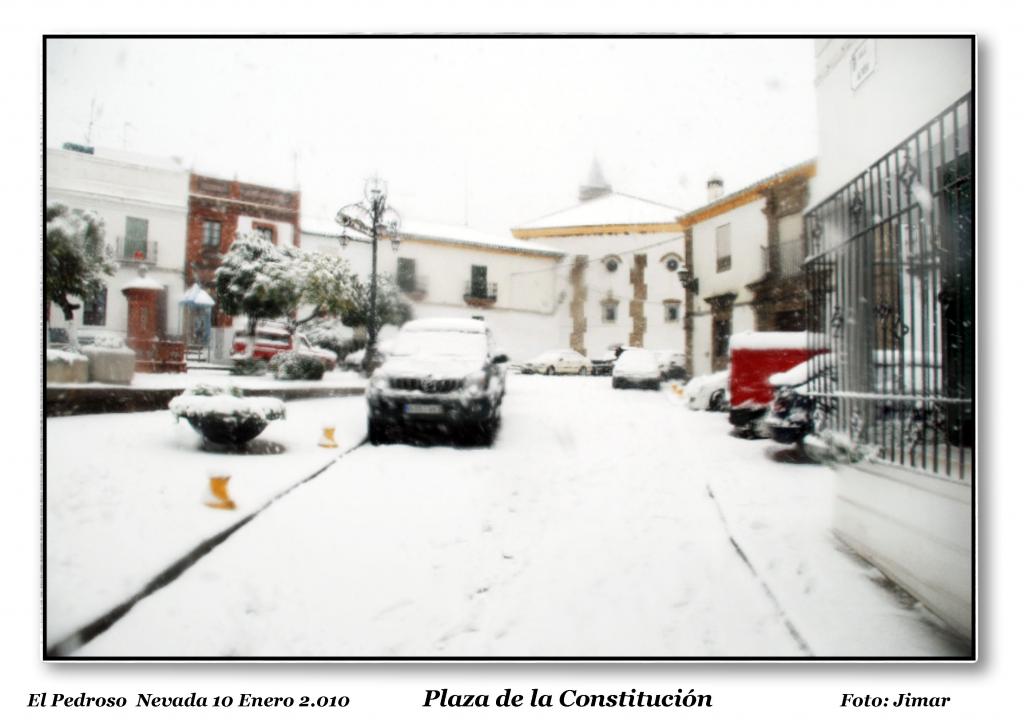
[319,426,339,449]
[205,474,236,510]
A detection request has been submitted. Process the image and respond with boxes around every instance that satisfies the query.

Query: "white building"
[680,161,816,377]
[302,219,564,361]
[46,145,189,343]
[511,165,687,360]
[807,37,974,639]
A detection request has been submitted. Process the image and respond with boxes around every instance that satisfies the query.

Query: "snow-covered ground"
[47,375,968,658]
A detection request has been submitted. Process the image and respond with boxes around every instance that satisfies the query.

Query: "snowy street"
[48,374,967,658]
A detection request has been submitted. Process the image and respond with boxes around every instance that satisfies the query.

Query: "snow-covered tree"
[214,233,302,335]
[45,203,117,347]
[341,274,413,339]
[292,251,357,327]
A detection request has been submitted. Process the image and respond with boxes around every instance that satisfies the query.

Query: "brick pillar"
[569,255,588,355]
[628,253,647,347]
[123,286,160,372]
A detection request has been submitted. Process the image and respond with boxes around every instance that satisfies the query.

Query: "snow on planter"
[169,383,285,446]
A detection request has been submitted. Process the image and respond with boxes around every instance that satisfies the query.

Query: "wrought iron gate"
[803,93,973,481]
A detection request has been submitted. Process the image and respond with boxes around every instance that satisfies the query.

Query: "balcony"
[761,238,804,279]
[463,281,497,308]
[117,237,159,265]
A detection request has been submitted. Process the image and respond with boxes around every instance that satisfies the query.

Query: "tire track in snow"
[46,440,368,658]
[704,482,813,656]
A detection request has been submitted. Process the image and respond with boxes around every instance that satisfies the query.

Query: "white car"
[685,369,731,411]
[522,349,592,375]
[611,349,662,389]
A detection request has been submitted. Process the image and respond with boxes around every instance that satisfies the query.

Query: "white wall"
[46,148,189,339]
[812,38,973,204]
[542,231,686,356]
[300,230,563,359]
[834,461,972,639]
[687,198,767,376]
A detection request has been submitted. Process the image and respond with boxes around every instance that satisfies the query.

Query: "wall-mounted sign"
[850,39,877,90]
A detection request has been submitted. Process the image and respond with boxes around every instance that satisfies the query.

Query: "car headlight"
[463,370,486,396]
[369,375,389,393]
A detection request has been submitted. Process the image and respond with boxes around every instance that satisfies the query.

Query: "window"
[397,258,417,293]
[124,217,149,259]
[664,301,681,323]
[605,259,619,273]
[470,265,488,298]
[202,220,222,248]
[253,224,275,243]
[602,300,618,323]
[83,286,107,326]
[665,257,680,272]
[716,223,731,272]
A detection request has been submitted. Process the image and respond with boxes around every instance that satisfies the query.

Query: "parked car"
[685,369,730,411]
[521,349,592,375]
[365,318,508,446]
[767,350,944,450]
[232,323,337,370]
[590,345,625,376]
[654,350,688,381]
[611,348,662,389]
[765,354,835,447]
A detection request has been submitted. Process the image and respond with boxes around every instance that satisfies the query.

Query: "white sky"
[45,37,817,233]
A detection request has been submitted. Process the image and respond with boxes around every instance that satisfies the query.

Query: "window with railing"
[123,217,149,259]
[466,265,495,300]
[803,93,972,481]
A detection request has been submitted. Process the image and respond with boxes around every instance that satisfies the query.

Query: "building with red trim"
[185,173,300,360]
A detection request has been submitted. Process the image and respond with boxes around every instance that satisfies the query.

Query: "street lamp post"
[336,177,402,374]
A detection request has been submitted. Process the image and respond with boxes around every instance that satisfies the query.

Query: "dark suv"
[366,318,508,446]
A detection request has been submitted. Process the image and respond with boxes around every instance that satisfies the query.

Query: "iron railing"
[464,281,498,301]
[803,93,973,481]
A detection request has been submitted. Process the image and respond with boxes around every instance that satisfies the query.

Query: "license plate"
[405,403,444,415]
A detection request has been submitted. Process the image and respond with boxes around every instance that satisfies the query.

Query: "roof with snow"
[678,159,816,227]
[302,217,563,258]
[50,145,187,173]
[512,192,684,235]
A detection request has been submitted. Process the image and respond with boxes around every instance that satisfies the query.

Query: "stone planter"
[46,350,89,384]
[82,345,136,385]
[169,384,285,447]
[180,412,274,446]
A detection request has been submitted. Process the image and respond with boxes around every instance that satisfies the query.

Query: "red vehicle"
[231,323,338,370]
[727,331,827,436]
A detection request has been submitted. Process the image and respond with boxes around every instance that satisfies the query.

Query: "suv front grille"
[390,377,461,394]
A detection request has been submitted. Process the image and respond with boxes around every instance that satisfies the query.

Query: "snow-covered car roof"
[729,331,828,352]
[768,353,835,387]
[613,348,660,375]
